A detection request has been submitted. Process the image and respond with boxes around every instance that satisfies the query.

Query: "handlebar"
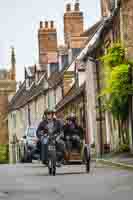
[39,130,63,139]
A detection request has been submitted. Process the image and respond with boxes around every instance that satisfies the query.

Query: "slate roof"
[80,6,120,61]
[8,81,26,111]
[48,71,63,88]
[8,75,48,111]
[8,70,64,112]
[56,83,85,111]
[81,20,103,39]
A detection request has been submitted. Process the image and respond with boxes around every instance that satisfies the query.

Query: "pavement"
[96,152,133,170]
[0,162,133,199]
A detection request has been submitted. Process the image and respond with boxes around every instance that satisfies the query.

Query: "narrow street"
[0,163,133,199]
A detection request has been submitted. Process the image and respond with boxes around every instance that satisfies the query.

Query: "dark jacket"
[63,123,84,140]
[36,118,63,139]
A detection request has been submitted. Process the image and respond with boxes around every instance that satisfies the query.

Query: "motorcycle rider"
[64,113,84,153]
[36,108,65,165]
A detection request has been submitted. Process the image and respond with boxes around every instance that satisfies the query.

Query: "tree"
[100,43,133,147]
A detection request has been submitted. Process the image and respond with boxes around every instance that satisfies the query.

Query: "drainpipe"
[75,59,79,89]
[83,90,86,129]
[28,104,31,127]
[95,59,104,158]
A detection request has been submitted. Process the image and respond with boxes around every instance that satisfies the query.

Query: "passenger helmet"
[67,113,76,121]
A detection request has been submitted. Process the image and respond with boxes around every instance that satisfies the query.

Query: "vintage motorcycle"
[41,132,64,176]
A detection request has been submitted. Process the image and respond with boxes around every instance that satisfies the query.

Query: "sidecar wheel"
[52,160,56,176]
[86,160,90,173]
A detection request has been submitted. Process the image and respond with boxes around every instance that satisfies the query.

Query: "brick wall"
[38,21,58,67]
[64,3,84,47]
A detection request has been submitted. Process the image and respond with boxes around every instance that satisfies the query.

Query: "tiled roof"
[81,20,103,38]
[8,81,27,111]
[48,71,62,88]
[47,66,71,88]
[8,75,48,112]
[56,83,85,111]
[80,6,120,61]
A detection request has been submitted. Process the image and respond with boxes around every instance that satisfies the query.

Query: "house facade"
[83,0,133,156]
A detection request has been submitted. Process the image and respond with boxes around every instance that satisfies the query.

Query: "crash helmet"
[67,113,76,121]
[44,108,55,115]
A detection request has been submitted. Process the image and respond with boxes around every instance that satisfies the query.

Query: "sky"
[0,0,101,81]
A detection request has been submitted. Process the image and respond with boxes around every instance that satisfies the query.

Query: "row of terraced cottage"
[8,0,133,163]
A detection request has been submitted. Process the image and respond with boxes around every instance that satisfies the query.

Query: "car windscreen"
[27,128,36,137]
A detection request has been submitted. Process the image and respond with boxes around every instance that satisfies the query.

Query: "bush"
[0,144,9,164]
[119,144,130,153]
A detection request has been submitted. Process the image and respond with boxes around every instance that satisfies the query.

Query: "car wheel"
[25,151,32,163]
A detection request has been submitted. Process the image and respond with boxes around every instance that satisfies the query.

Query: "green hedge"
[0,144,9,164]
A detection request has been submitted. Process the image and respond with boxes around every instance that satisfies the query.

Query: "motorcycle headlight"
[53,140,56,145]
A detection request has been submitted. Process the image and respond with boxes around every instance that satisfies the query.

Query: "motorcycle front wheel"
[48,159,56,176]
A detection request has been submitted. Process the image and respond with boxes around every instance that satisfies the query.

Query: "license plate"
[48,145,56,151]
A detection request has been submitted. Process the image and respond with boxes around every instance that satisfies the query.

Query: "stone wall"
[120,0,133,152]
[121,0,133,58]
[0,94,8,144]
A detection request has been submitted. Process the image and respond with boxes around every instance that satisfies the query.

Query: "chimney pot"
[50,21,54,28]
[74,1,80,11]
[40,21,43,28]
[66,3,71,12]
[45,21,48,28]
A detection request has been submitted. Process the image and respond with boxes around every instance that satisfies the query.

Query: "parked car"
[19,127,38,163]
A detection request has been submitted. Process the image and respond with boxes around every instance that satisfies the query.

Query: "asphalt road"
[0,163,133,200]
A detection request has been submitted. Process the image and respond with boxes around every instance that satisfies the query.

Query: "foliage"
[100,43,133,121]
[101,43,125,68]
[119,144,130,153]
[0,144,9,164]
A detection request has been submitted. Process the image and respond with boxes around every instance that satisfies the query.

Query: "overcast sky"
[0,0,101,81]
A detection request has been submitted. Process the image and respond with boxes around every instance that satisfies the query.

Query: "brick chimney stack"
[64,1,84,47]
[38,20,58,71]
[100,0,111,17]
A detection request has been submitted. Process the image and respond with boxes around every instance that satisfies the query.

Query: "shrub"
[0,144,9,164]
[119,144,130,153]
